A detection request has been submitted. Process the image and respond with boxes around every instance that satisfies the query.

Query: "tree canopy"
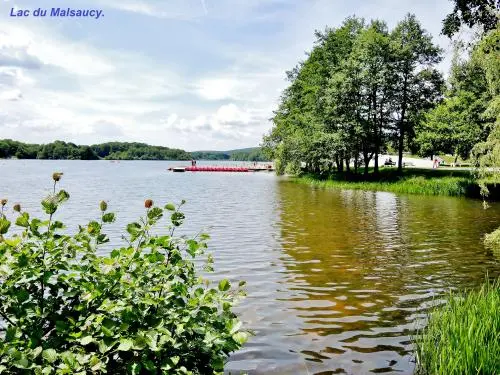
[263,14,444,175]
[442,0,499,38]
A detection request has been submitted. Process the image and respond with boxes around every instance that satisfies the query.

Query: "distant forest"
[191,148,268,161]
[0,139,269,161]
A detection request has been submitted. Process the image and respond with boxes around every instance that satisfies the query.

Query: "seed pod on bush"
[100,200,108,212]
[145,199,153,209]
[13,204,21,212]
[52,172,63,182]
[0,199,7,207]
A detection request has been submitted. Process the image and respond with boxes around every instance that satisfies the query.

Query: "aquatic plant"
[296,169,479,197]
[414,280,500,375]
[0,175,248,374]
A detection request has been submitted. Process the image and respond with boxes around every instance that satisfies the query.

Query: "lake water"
[1,160,500,375]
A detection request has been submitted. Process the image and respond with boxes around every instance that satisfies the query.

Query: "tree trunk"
[345,156,351,173]
[336,156,344,173]
[398,77,408,174]
[363,152,370,175]
[398,124,404,173]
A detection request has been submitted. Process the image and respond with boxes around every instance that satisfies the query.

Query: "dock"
[168,165,274,172]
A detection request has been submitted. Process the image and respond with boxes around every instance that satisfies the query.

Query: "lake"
[1,160,500,374]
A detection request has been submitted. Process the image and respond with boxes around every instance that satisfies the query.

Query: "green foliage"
[190,148,270,162]
[417,33,496,162]
[414,279,500,375]
[417,92,485,160]
[91,142,191,161]
[297,169,479,197]
[0,140,192,161]
[0,176,248,374]
[264,14,443,175]
[484,227,500,257]
[442,0,499,38]
[472,28,500,180]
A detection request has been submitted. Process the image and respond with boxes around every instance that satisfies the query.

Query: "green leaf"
[79,336,93,345]
[4,237,21,247]
[229,320,242,335]
[42,349,58,364]
[98,340,113,354]
[0,217,11,235]
[117,338,134,351]
[13,355,29,369]
[15,212,30,228]
[147,207,163,221]
[87,221,101,236]
[102,213,116,223]
[232,331,248,345]
[51,220,65,230]
[56,189,70,203]
[128,363,142,375]
[41,197,57,215]
[126,222,141,237]
[210,357,224,371]
[142,359,155,372]
[32,347,43,359]
[164,203,176,211]
[218,279,230,292]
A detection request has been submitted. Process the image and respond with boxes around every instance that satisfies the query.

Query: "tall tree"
[389,14,443,173]
[442,0,499,38]
[416,42,493,161]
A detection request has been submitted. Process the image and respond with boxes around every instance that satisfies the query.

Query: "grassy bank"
[414,280,500,375]
[295,168,489,198]
[485,227,500,259]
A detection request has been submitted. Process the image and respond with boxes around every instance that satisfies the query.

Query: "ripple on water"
[1,161,500,374]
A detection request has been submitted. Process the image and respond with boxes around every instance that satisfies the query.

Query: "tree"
[416,39,494,161]
[442,0,499,38]
[389,14,443,173]
[264,17,365,175]
[417,93,483,161]
[265,14,443,176]
[472,27,500,179]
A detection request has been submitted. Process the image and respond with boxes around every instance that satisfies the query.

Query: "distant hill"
[0,139,191,160]
[0,139,270,161]
[191,147,270,161]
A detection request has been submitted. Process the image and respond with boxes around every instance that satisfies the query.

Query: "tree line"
[263,8,499,176]
[0,140,191,161]
[0,140,270,161]
[191,148,269,161]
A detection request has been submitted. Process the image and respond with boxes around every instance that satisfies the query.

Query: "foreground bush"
[0,174,248,374]
[414,280,500,375]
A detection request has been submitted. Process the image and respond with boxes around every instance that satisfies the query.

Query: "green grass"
[295,168,480,197]
[485,227,500,259]
[414,280,500,375]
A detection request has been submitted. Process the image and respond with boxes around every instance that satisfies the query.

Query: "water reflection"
[1,161,499,375]
[275,182,500,374]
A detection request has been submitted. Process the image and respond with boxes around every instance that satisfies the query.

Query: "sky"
[0,0,456,151]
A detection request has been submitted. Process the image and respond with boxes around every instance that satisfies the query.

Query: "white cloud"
[0,0,455,150]
[0,88,22,101]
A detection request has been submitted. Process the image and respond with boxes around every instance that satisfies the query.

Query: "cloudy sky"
[1,0,455,151]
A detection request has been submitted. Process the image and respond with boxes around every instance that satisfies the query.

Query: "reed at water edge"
[413,279,500,375]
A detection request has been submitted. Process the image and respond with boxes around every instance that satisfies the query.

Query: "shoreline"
[293,169,499,200]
